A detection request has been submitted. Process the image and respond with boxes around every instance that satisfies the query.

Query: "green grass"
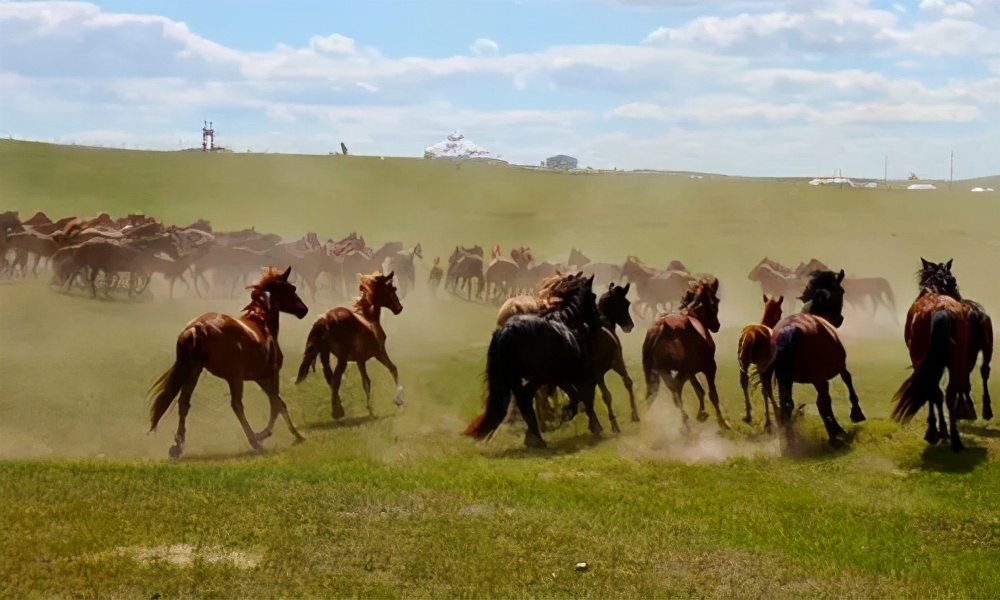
[1,140,999,598]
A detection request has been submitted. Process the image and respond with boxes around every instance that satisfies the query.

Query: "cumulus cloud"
[0,0,997,177]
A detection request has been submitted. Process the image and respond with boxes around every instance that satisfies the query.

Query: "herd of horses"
[1,210,992,459]
[4,210,898,328]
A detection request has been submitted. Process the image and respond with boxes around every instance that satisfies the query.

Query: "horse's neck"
[355,299,383,331]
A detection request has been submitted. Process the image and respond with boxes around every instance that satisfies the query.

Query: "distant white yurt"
[907,183,937,190]
[423,131,507,164]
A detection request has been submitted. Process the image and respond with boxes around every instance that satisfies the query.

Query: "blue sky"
[1,0,998,177]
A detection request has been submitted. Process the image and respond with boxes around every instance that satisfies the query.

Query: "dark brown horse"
[964,299,993,421]
[891,259,975,451]
[295,271,404,420]
[148,266,309,459]
[759,269,866,449]
[464,274,603,448]
[642,276,730,430]
[737,294,784,429]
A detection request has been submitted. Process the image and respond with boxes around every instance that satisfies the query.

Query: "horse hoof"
[984,404,994,422]
[611,423,621,434]
[252,444,267,455]
[829,437,845,450]
[950,440,965,453]
[332,405,346,421]
[630,413,640,423]
[742,415,753,424]
[525,434,547,449]
[293,435,307,445]
[850,408,867,423]
[168,445,182,460]
[696,411,709,423]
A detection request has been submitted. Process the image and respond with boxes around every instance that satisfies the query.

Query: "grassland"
[1,139,999,598]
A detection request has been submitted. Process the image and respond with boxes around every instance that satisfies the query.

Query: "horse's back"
[645,315,713,369]
[905,294,969,364]
[738,323,771,369]
[772,314,846,380]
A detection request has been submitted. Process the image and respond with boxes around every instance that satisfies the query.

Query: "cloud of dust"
[616,398,780,465]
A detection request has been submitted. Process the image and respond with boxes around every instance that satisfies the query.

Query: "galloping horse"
[964,299,993,421]
[464,274,603,448]
[148,266,309,459]
[295,271,404,420]
[760,269,866,449]
[642,276,730,430]
[891,259,975,452]
[737,294,784,430]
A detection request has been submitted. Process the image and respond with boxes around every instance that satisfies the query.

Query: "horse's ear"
[386,270,395,280]
[711,278,719,292]
[837,269,845,282]
[608,282,615,291]
[777,295,783,304]
[763,293,768,303]
[623,282,630,294]
[945,258,953,271]
[279,266,291,281]
[920,257,932,270]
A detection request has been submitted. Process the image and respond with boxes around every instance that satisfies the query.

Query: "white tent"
[423,131,506,162]
[907,183,937,190]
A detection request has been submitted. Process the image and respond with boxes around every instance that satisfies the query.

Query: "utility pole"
[949,150,954,190]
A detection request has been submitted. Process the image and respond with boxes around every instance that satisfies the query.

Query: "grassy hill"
[1,139,998,598]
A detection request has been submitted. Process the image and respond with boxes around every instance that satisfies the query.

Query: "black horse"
[463,273,603,448]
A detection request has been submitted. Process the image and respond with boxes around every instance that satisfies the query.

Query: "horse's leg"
[597,376,620,434]
[169,366,203,459]
[375,350,404,407]
[643,362,661,407]
[762,373,777,432]
[690,376,710,423]
[611,350,638,423]
[515,383,546,448]
[983,360,993,421]
[228,379,264,453]
[703,364,731,429]
[946,383,965,452]
[357,360,375,417]
[329,358,348,420]
[254,377,306,444]
[739,364,754,425]
[581,382,603,436]
[814,380,845,449]
[839,368,867,423]
[663,372,691,430]
[88,267,99,298]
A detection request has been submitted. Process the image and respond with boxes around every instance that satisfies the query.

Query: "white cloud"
[0,0,997,178]
[470,38,500,55]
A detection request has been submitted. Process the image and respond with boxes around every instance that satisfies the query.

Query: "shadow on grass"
[178,449,262,463]
[918,445,988,473]
[303,414,385,431]
[482,432,607,460]
[959,424,1000,439]
[778,427,859,460]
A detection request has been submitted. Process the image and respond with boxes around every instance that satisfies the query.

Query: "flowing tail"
[891,309,951,424]
[148,329,201,432]
[295,321,328,384]
[463,329,514,440]
[758,326,798,424]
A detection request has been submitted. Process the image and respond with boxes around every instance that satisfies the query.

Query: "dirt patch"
[105,544,263,569]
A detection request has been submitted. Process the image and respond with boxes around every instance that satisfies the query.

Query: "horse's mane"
[679,276,718,311]
[536,273,592,322]
[353,271,388,315]
[240,266,287,325]
[799,270,842,302]
[917,263,961,300]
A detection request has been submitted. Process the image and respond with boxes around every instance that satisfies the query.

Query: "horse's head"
[918,257,960,299]
[800,269,846,327]
[247,266,309,320]
[598,282,633,333]
[680,276,721,333]
[747,257,769,281]
[359,270,403,316]
[762,293,784,328]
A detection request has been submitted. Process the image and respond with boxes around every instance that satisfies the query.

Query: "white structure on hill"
[423,131,506,163]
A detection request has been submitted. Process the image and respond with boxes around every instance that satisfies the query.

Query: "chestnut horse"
[148,266,309,459]
[737,294,784,430]
[759,269,866,449]
[295,271,404,420]
[642,276,730,430]
[464,274,603,448]
[891,259,975,451]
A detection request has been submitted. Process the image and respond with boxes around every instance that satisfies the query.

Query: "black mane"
[800,269,842,302]
[917,260,961,300]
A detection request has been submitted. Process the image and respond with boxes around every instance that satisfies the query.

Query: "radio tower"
[201,121,215,151]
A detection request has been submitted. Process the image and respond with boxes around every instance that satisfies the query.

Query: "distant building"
[545,154,578,170]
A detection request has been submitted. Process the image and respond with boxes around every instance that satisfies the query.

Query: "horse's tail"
[295,320,327,384]
[148,329,201,432]
[463,328,514,440]
[757,326,798,423]
[891,309,951,424]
